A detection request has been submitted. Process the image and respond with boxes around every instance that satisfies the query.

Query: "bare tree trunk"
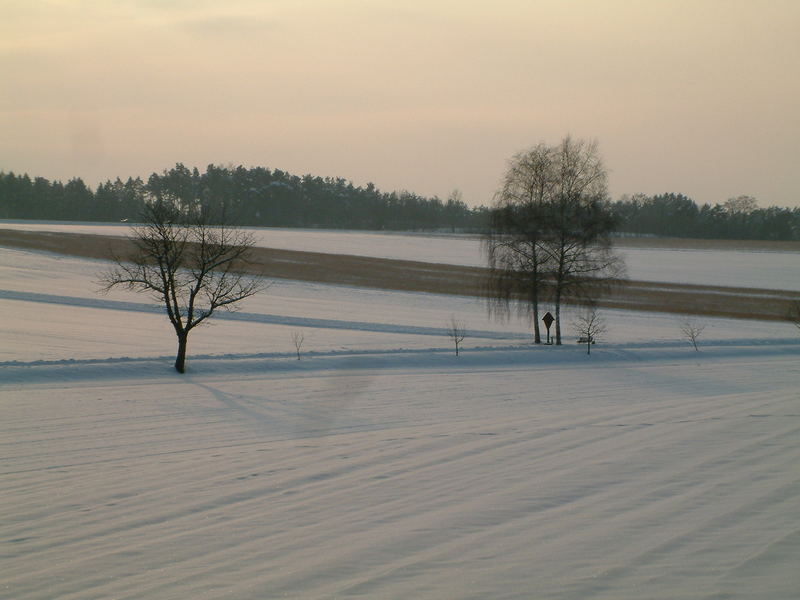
[175,332,188,373]
[551,236,567,346]
[484,137,624,350]
[99,201,264,375]
[554,248,564,345]
[554,290,562,345]
[680,317,705,352]
[573,306,605,356]
[531,274,542,344]
[447,316,466,356]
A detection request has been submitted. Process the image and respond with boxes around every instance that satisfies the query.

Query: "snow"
[3,221,799,291]
[1,246,799,599]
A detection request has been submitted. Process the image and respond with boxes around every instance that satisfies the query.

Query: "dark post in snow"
[542,312,554,345]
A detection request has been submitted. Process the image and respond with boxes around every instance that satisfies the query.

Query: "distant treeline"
[1,166,798,240]
[0,164,487,231]
[609,193,800,241]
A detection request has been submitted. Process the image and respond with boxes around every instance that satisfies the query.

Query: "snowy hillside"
[2,248,799,599]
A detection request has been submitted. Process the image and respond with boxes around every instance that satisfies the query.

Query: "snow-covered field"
[2,246,799,599]
[2,221,799,291]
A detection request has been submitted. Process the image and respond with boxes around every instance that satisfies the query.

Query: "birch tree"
[542,137,624,344]
[485,136,624,345]
[484,144,555,343]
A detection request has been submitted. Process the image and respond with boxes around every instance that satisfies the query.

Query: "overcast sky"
[2,0,799,207]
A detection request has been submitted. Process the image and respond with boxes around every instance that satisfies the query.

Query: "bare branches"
[679,317,706,351]
[484,136,625,346]
[98,200,265,373]
[483,149,556,344]
[572,306,606,355]
[447,316,466,356]
[291,330,305,360]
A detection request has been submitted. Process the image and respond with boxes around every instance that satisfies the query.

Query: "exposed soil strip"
[454,232,800,252]
[2,229,798,322]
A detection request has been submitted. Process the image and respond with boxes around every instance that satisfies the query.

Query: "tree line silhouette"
[608,193,799,241]
[1,166,797,240]
[0,165,486,231]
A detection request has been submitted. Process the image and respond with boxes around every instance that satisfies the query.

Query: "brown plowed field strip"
[2,229,798,322]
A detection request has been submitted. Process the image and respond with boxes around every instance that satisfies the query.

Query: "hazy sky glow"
[2,0,799,207]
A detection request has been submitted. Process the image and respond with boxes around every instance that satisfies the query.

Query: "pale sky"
[2,0,799,207]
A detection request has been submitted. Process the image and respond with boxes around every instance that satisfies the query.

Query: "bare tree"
[447,316,466,356]
[291,330,305,360]
[723,195,758,215]
[483,143,554,344]
[680,317,706,351]
[572,305,606,355]
[485,136,625,345]
[541,137,625,344]
[99,201,264,373]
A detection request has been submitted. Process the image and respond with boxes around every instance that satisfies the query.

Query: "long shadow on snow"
[0,289,525,341]
[2,341,798,387]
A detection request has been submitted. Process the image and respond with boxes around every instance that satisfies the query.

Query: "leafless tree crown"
[572,305,607,355]
[484,136,625,345]
[679,317,706,351]
[291,330,305,360]
[447,316,466,356]
[99,201,264,372]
